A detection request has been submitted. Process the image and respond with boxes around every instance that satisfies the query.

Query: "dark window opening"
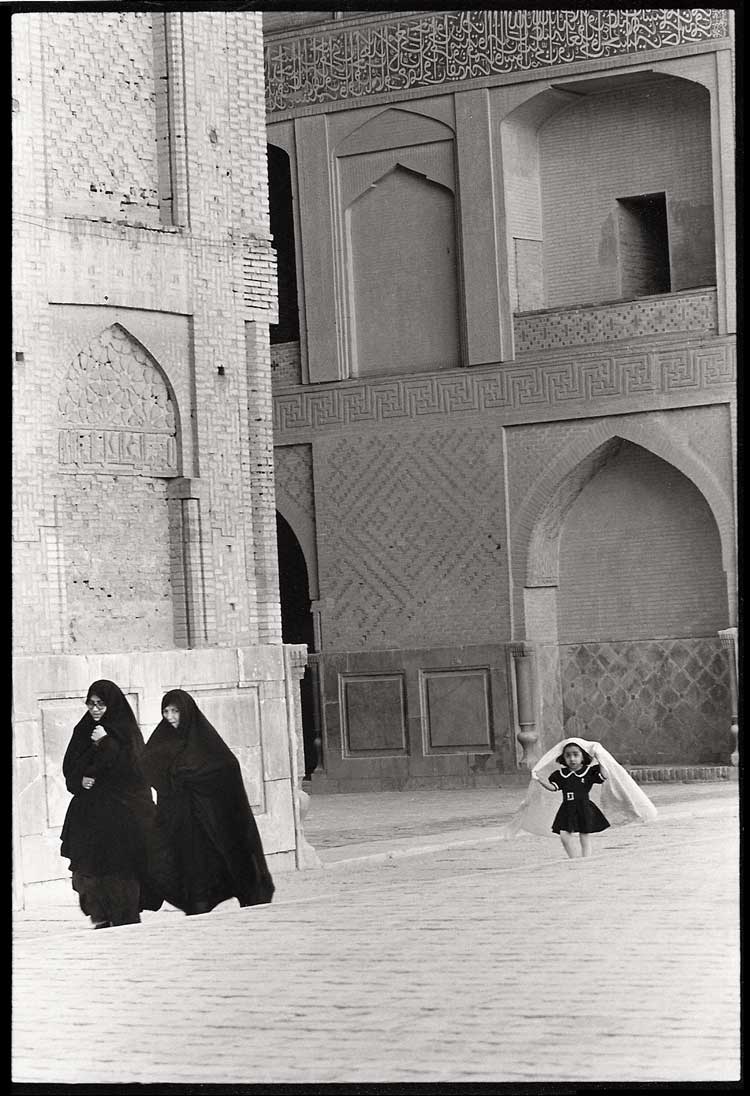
[276,513,319,777]
[268,146,300,345]
[617,192,671,298]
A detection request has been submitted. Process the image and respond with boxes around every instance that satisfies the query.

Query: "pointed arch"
[519,419,734,588]
[336,106,454,158]
[274,496,319,602]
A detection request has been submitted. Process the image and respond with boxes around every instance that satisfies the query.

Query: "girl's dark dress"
[60,680,162,926]
[549,763,610,834]
[143,690,274,916]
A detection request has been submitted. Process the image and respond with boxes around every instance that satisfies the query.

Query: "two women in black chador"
[60,682,274,927]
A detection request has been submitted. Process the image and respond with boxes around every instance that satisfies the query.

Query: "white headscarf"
[500,737,658,838]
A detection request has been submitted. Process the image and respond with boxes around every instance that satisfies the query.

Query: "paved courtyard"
[13,782,739,1084]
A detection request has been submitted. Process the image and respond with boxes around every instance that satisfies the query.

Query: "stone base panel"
[319,643,524,790]
[13,645,308,909]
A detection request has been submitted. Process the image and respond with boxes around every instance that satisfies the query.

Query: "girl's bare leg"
[580,832,592,857]
[560,831,578,858]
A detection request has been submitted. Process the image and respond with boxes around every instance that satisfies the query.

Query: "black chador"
[143,689,275,916]
[60,679,162,927]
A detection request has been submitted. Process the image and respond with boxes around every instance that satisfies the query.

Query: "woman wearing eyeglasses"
[60,680,163,928]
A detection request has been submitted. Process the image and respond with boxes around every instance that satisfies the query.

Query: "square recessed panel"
[341,674,407,755]
[422,669,492,752]
[190,689,264,811]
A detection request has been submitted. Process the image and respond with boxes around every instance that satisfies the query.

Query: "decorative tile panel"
[265,10,729,114]
[514,289,718,355]
[58,324,177,476]
[560,638,733,766]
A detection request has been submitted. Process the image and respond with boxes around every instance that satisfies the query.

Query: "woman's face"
[163,705,181,728]
[563,745,584,771]
[86,694,107,723]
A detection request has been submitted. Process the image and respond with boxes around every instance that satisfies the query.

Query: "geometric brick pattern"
[265,9,728,114]
[42,12,161,222]
[274,338,735,438]
[317,427,509,651]
[514,289,718,354]
[274,444,314,520]
[560,638,732,766]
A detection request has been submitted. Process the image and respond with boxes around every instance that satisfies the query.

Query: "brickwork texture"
[264,20,736,780]
[12,11,300,907]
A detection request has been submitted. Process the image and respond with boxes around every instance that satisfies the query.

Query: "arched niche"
[522,424,734,592]
[501,72,716,312]
[56,323,180,652]
[57,322,180,476]
[519,429,733,765]
[557,440,728,641]
[345,165,460,377]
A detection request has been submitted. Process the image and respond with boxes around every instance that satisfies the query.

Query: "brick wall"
[59,475,173,651]
[314,423,510,652]
[42,12,161,222]
[13,11,282,654]
[540,80,715,307]
[271,341,302,388]
[557,440,728,642]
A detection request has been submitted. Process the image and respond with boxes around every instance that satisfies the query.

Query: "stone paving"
[13,781,739,1083]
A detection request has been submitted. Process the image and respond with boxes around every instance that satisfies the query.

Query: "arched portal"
[522,437,732,766]
[276,512,320,777]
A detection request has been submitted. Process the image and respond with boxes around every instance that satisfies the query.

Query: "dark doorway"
[276,512,320,777]
[268,145,300,344]
[617,192,671,298]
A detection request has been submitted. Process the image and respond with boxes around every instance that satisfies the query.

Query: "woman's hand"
[90,726,107,743]
[82,776,95,790]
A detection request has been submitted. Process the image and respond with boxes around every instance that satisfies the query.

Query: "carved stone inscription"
[266,10,729,113]
[58,324,178,476]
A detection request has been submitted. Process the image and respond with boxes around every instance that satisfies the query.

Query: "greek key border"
[273,341,735,436]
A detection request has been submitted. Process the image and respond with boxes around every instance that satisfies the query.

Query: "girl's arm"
[589,743,608,779]
[531,771,556,792]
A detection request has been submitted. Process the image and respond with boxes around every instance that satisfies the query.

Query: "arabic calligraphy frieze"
[265,9,729,113]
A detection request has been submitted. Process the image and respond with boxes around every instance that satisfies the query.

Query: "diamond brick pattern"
[560,638,732,765]
[275,444,314,519]
[43,13,160,221]
[317,427,509,651]
[514,290,718,354]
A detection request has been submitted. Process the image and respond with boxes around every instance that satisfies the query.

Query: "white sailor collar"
[559,762,594,779]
